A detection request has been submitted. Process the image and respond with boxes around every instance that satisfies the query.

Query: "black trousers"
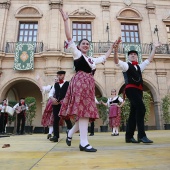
[52,105,72,138]
[90,122,94,134]
[125,88,146,139]
[0,113,8,133]
[17,112,25,134]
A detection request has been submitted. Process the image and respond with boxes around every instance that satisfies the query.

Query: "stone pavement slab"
[0,131,170,170]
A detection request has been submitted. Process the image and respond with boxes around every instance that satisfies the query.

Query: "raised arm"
[113,37,121,64]
[59,9,72,42]
[147,42,162,62]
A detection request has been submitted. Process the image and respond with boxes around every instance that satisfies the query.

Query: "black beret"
[128,50,138,56]
[57,70,66,74]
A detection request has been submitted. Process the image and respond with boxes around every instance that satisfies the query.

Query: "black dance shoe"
[50,136,58,142]
[138,136,153,143]
[126,137,139,143]
[89,133,94,136]
[79,144,97,152]
[47,134,52,139]
[115,133,119,136]
[66,130,72,146]
[111,133,116,136]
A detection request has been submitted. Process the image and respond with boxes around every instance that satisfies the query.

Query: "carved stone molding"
[155,72,167,76]
[123,0,132,6]
[146,3,156,14]
[69,7,96,19]
[100,1,110,11]
[49,0,63,9]
[103,71,116,75]
[117,8,142,21]
[15,6,43,18]
[0,1,10,9]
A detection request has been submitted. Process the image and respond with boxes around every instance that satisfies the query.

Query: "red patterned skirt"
[41,99,54,127]
[59,71,99,121]
[109,105,121,128]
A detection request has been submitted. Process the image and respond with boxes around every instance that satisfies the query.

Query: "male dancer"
[49,71,72,142]
[113,38,161,143]
[13,98,28,135]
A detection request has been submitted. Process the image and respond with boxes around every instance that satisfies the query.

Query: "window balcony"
[64,42,170,55]
[5,42,43,53]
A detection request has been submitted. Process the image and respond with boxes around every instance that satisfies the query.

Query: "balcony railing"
[5,42,44,53]
[64,42,170,55]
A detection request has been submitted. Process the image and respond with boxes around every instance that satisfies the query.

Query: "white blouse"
[67,40,107,70]
[107,96,123,107]
[41,85,53,94]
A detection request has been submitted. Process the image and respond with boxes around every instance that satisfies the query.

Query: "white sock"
[48,126,53,134]
[115,127,119,134]
[68,121,79,141]
[79,118,92,149]
[112,127,116,134]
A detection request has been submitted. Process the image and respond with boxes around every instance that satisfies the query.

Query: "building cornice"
[0,1,10,9]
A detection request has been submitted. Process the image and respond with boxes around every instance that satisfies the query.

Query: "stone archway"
[117,80,162,130]
[0,78,43,127]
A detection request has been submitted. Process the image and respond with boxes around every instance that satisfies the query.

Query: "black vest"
[109,97,119,105]
[74,56,95,74]
[123,62,143,86]
[54,81,69,101]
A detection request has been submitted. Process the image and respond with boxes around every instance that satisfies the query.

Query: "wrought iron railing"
[64,42,170,55]
[5,42,44,53]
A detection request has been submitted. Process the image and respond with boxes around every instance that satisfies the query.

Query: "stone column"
[0,0,10,51]
[48,0,63,51]
[100,1,111,42]
[154,101,163,130]
[146,0,157,42]
[104,70,115,96]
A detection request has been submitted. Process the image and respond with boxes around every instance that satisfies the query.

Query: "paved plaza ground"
[0,130,170,170]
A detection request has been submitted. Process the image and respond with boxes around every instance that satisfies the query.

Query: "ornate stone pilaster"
[154,101,163,130]
[49,0,63,9]
[100,1,110,11]
[0,0,11,9]
[104,70,116,96]
[146,0,156,14]
[47,0,63,51]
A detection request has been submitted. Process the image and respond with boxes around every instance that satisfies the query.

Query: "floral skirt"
[59,71,99,121]
[41,99,54,127]
[109,106,121,128]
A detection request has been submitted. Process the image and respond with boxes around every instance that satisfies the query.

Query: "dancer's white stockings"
[112,127,119,134]
[48,126,53,134]
[68,117,92,149]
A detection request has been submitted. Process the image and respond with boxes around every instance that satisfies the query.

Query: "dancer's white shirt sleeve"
[42,85,51,94]
[49,85,55,98]
[95,97,100,104]
[66,40,81,60]
[116,59,150,72]
[118,96,124,103]
[92,55,107,65]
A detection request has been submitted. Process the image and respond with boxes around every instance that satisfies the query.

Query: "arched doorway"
[118,81,160,130]
[0,78,43,127]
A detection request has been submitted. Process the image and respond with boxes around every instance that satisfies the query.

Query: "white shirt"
[107,96,123,107]
[95,97,100,104]
[49,80,66,98]
[0,104,6,113]
[116,59,150,72]
[41,85,53,94]
[67,40,107,70]
[13,103,28,111]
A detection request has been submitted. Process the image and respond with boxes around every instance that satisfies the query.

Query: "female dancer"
[102,89,125,136]
[59,9,120,152]
[36,75,58,139]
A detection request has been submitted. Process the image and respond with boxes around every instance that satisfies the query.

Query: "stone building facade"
[0,0,170,130]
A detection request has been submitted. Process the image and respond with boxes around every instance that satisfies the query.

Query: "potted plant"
[161,94,170,130]
[6,101,17,134]
[25,97,36,134]
[120,96,130,132]
[143,91,152,130]
[97,97,109,132]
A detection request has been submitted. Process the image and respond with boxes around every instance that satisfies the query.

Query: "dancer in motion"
[59,9,120,152]
[36,75,59,139]
[112,38,161,143]
[102,89,124,136]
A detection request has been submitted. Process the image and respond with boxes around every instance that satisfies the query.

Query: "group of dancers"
[38,8,161,152]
